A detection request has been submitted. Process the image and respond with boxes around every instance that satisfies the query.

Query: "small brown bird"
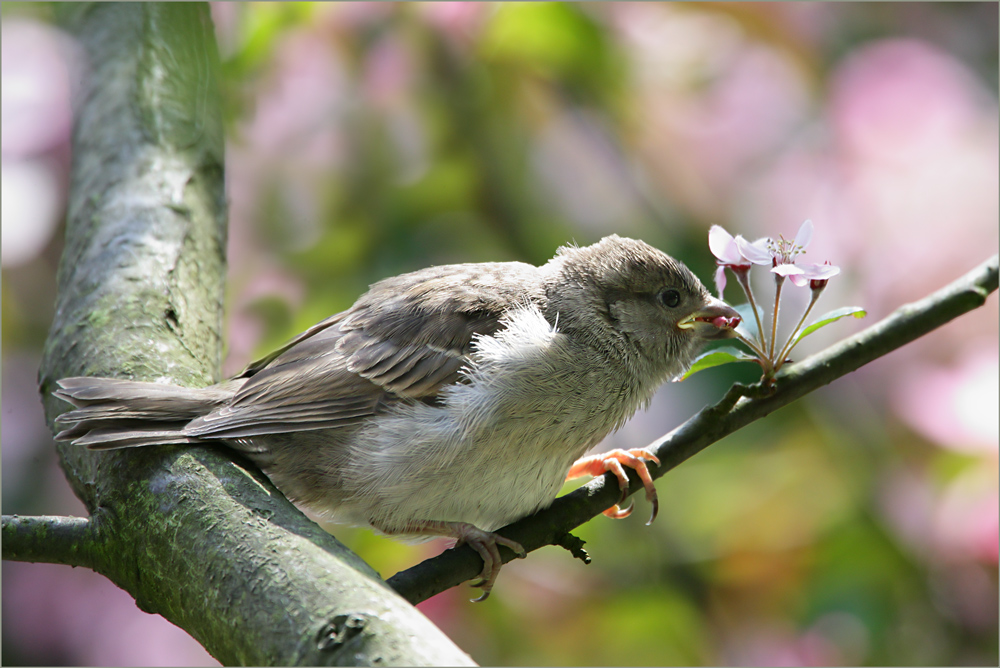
[55,235,740,599]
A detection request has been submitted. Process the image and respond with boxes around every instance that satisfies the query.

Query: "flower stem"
[735,330,768,360]
[775,289,822,369]
[769,276,785,361]
[735,271,767,352]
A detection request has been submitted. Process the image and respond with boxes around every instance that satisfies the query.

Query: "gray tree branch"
[13,4,473,666]
[387,254,999,604]
[1,515,94,568]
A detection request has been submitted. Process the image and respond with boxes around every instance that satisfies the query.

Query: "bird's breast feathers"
[343,304,654,531]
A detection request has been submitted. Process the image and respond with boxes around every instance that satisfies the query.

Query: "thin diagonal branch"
[388,254,998,604]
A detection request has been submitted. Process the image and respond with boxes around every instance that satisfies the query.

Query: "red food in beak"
[679,299,741,339]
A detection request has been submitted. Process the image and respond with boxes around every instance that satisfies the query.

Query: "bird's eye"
[658,289,681,308]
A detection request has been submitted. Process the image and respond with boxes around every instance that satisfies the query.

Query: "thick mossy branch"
[23,4,473,666]
[388,254,998,604]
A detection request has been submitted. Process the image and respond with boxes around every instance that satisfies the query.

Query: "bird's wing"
[186,261,544,438]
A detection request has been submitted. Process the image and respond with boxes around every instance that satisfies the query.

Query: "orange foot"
[383,520,526,602]
[567,448,660,524]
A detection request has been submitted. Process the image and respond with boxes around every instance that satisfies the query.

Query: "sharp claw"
[603,500,633,519]
[568,448,661,522]
[469,577,496,603]
[456,527,524,601]
[378,520,525,600]
[469,570,495,602]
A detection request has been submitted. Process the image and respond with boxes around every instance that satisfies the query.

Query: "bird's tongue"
[703,314,741,330]
[683,300,742,339]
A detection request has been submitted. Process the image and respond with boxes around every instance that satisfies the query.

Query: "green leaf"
[678,346,759,381]
[793,307,867,345]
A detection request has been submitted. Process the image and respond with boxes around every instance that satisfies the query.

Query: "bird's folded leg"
[384,520,526,602]
[567,448,660,524]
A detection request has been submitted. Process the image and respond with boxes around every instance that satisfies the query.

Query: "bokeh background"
[3,2,997,666]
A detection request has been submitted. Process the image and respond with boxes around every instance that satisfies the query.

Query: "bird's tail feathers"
[53,377,236,450]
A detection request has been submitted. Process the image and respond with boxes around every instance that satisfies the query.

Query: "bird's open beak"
[678,297,741,339]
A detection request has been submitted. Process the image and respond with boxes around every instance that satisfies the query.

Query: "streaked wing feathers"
[193,261,543,439]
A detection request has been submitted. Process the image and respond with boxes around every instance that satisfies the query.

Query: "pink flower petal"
[709,225,742,263]
[804,263,841,280]
[772,264,805,277]
[789,274,811,287]
[794,219,814,249]
[714,265,728,296]
[735,235,774,264]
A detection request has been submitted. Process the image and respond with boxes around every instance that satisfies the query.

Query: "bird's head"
[544,235,740,382]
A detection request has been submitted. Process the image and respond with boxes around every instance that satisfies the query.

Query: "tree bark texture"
[34,4,473,665]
